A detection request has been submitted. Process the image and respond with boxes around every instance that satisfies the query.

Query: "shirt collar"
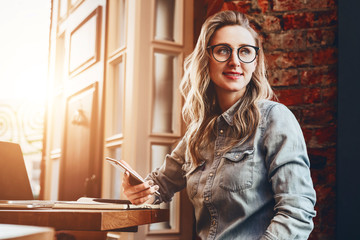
[219,98,243,126]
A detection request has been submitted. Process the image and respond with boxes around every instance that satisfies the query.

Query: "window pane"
[59,0,67,19]
[155,0,175,41]
[51,158,60,200]
[150,144,176,231]
[108,147,122,199]
[116,0,126,48]
[52,96,64,151]
[111,59,125,135]
[151,144,172,170]
[69,13,98,74]
[152,52,177,134]
[54,35,65,88]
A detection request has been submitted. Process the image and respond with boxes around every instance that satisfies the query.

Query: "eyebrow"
[211,43,257,48]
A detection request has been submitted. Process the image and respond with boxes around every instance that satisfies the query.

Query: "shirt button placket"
[205,121,224,239]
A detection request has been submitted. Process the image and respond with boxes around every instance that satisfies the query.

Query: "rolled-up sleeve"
[146,138,187,203]
[261,104,316,240]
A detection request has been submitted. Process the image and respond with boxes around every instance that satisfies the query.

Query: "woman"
[123,10,316,240]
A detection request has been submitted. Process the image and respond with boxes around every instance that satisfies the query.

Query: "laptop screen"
[0,141,34,200]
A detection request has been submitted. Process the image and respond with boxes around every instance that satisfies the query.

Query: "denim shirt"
[147,99,316,240]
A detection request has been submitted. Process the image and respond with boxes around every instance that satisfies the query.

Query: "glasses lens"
[238,46,257,63]
[212,45,231,62]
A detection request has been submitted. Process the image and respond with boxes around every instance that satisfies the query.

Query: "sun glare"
[0,0,50,102]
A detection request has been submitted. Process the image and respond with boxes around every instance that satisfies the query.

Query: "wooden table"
[0,208,169,239]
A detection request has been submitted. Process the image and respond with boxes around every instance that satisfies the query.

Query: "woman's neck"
[216,91,244,112]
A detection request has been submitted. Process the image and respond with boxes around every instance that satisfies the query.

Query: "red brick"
[316,184,335,203]
[283,10,337,30]
[311,168,328,185]
[273,0,337,12]
[267,69,298,86]
[300,66,337,86]
[284,51,312,68]
[323,66,337,85]
[283,12,314,30]
[304,88,321,104]
[314,126,337,146]
[262,15,282,32]
[289,107,302,122]
[306,29,336,48]
[263,34,281,51]
[326,165,336,184]
[302,105,336,126]
[264,31,305,51]
[308,148,336,166]
[302,127,313,143]
[301,69,323,86]
[312,48,337,66]
[310,169,320,185]
[312,10,337,28]
[282,31,306,50]
[221,1,252,13]
[322,86,337,104]
[321,205,336,227]
[275,88,304,106]
[206,0,225,18]
[266,51,312,69]
[257,0,269,13]
[274,87,320,106]
[307,0,337,9]
[325,147,336,165]
[303,125,336,148]
[272,0,304,12]
[265,52,282,69]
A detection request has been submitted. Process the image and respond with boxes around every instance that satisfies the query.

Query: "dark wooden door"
[55,0,106,201]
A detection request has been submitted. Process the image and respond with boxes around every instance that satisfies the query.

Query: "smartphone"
[106,157,145,185]
[106,157,160,196]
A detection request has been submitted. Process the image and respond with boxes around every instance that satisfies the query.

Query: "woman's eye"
[239,47,251,55]
[216,47,230,55]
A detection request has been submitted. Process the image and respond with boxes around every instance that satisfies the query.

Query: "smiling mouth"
[223,72,244,77]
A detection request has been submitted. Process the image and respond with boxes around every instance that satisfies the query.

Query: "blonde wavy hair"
[180,11,274,167]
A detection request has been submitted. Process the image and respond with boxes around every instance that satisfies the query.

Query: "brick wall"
[195,0,337,239]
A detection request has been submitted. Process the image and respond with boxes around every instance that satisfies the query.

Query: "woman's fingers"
[122,171,159,204]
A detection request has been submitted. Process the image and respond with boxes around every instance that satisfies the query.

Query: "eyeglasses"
[207,44,259,63]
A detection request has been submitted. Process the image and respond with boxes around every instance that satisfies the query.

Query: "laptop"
[0,141,135,209]
[0,141,34,200]
[0,141,55,208]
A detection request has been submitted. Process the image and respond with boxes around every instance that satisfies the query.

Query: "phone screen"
[105,157,145,185]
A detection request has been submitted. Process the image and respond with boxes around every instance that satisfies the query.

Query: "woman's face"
[208,25,257,101]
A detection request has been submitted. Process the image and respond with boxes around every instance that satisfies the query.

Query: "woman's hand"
[122,171,159,205]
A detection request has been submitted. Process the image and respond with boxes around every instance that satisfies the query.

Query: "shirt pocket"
[219,147,255,192]
[184,161,205,199]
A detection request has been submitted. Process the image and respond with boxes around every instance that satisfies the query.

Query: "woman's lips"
[223,72,243,79]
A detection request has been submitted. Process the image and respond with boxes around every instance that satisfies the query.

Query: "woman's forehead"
[210,25,256,46]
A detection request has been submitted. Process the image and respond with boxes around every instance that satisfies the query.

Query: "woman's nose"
[228,49,241,66]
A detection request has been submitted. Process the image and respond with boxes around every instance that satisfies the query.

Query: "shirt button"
[209,173,213,177]
[205,197,209,201]
[216,152,220,156]
[219,129,224,134]
[212,220,216,225]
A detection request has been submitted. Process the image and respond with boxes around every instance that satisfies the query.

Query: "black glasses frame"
[207,44,260,63]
